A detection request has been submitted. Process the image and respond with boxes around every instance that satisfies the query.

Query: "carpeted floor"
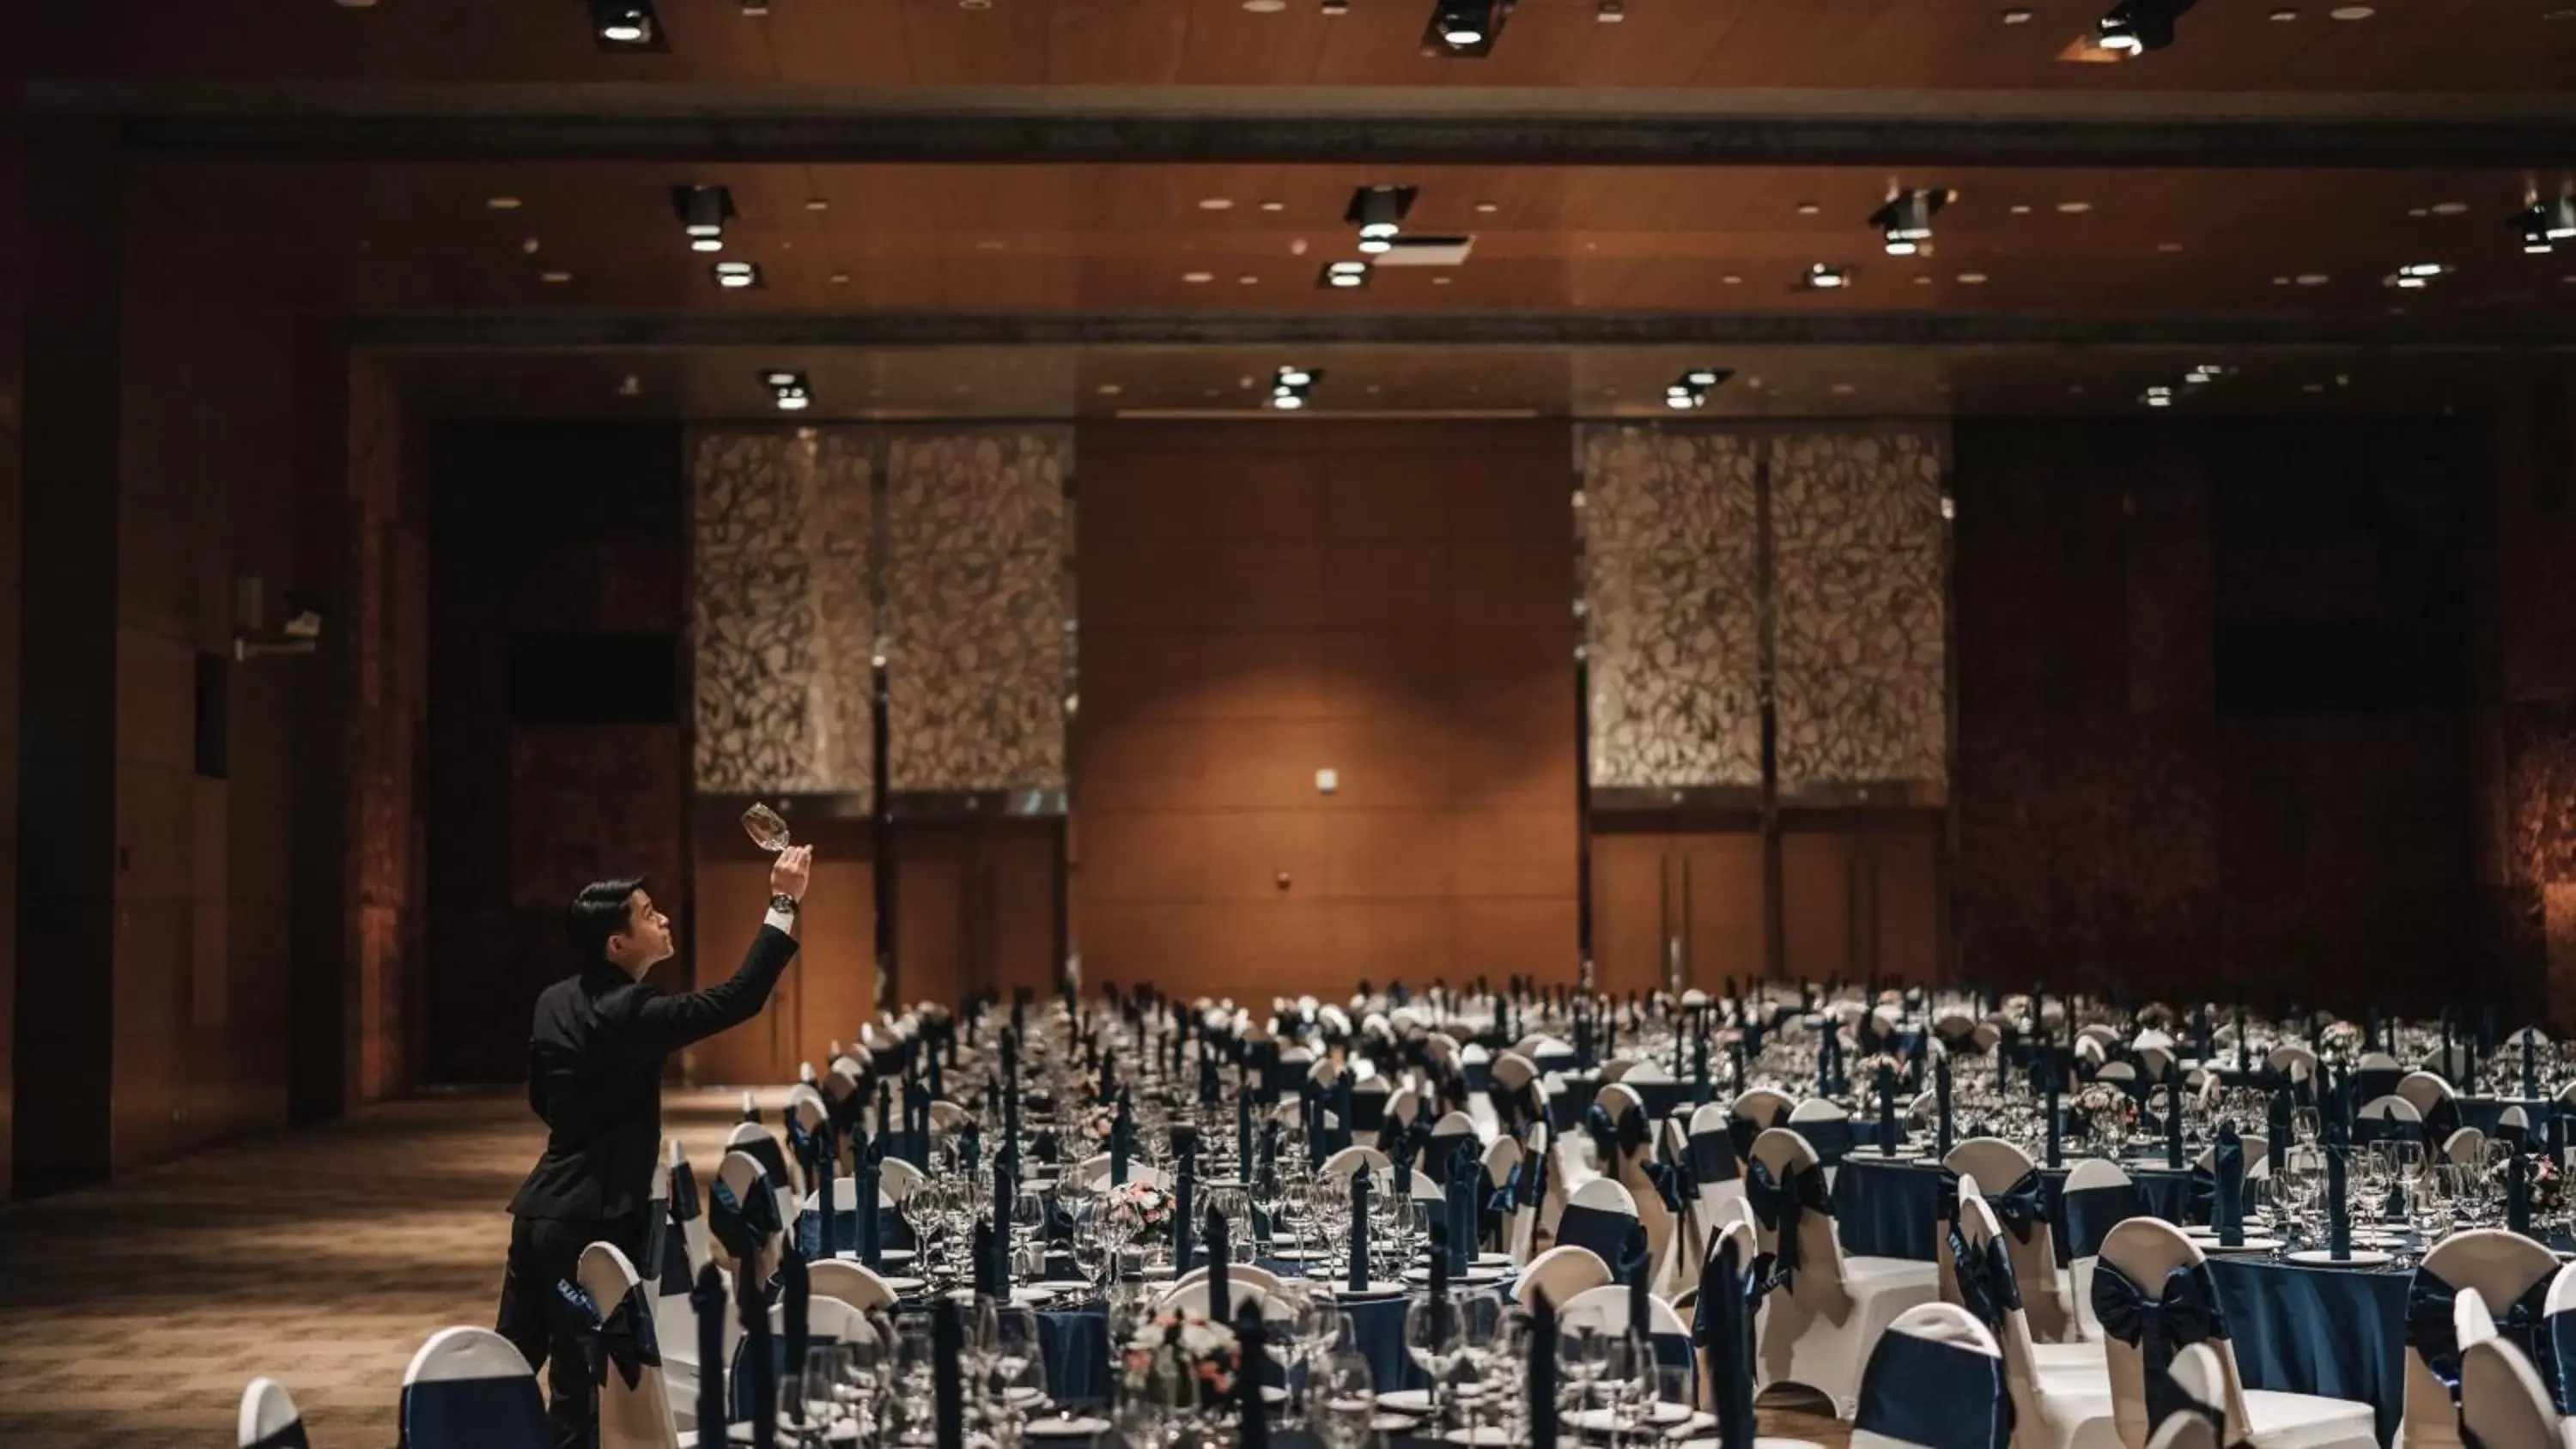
[0,1091,1851,1449]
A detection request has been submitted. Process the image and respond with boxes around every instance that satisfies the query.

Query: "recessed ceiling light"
[714,260,762,288]
[2303,383,2327,393]
[332,0,379,8]
[1182,271,1214,283]
[1260,200,1286,212]
[1474,201,1499,214]
[1795,202,1821,216]
[1431,276,1453,285]
[2057,201,2093,214]
[1243,0,1287,10]
[2295,272,2330,286]
[1200,197,1236,210]
[1097,384,1123,396]
[2273,276,2291,285]
[1957,271,1989,283]
[521,237,542,254]
[829,272,849,285]
[804,197,829,212]
[618,374,641,396]
[1595,0,1623,19]
[2156,241,2185,252]
[1913,275,1933,286]
[974,239,1006,251]
[2002,6,2032,21]
[2326,4,2372,17]
[1320,260,1370,289]
[589,0,660,46]
[959,0,990,9]
[1238,274,1260,285]
[540,270,572,283]
[1831,383,1856,395]
[2429,202,2470,216]
[2268,6,2297,18]
[1802,263,1851,289]
[486,196,522,210]
[2009,203,2033,215]
[2408,208,2430,218]
[1721,274,1742,285]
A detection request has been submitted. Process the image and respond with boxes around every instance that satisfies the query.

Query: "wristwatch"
[769,893,801,917]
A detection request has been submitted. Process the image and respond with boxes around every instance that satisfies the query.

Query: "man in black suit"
[497,845,812,1449]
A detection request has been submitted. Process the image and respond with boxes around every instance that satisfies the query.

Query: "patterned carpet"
[0,1091,1850,1449]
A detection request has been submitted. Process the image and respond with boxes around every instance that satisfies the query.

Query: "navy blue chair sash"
[556,1280,663,1390]
[736,1133,793,1191]
[2059,1181,2147,1262]
[1854,1331,2012,1449]
[244,1424,311,1449]
[708,1177,782,1267]
[1947,1224,2022,1333]
[1742,1158,1831,1285]
[1938,1168,2050,1246]
[1555,1204,1644,1277]
[1798,1119,1856,1166]
[2407,1265,2555,1403]
[1689,1130,1741,1185]
[399,1376,549,1449]
[1692,1237,1759,1449]
[2090,1259,2230,1429]
[2547,1306,2576,1416]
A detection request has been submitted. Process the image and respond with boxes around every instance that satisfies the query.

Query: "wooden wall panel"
[1072,421,1580,1001]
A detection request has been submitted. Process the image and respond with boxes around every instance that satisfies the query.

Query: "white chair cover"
[2460,1337,2560,1449]
[1514,1244,1612,1313]
[237,1379,310,1449]
[400,1327,547,1449]
[578,1241,682,1449]
[1849,1304,2012,1449]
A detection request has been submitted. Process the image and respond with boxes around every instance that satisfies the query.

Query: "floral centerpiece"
[1120,1309,1242,1409]
[1083,1104,1120,1145]
[1856,1053,1908,1108]
[1106,1179,1176,1240]
[2319,1020,2364,1058]
[2533,1153,2563,1214]
[2068,1082,2136,1141]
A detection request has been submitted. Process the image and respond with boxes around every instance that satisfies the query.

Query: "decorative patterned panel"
[1577,426,1764,789]
[884,429,1071,792]
[690,429,874,797]
[1769,427,1950,792]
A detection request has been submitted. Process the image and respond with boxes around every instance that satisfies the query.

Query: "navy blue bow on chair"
[708,1177,782,1269]
[557,1280,663,1391]
[1947,1224,2023,1332]
[1641,1157,1690,1215]
[2408,1265,2555,1402]
[1741,1158,1830,1286]
[1688,1130,1741,1187]
[1692,1236,1760,1449]
[2091,1259,2232,1428]
[1937,1169,2050,1246]
[1852,1327,2013,1449]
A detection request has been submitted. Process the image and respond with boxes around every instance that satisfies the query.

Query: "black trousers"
[496,1212,649,1449]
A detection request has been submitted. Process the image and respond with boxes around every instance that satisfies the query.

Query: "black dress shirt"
[509,919,799,1222]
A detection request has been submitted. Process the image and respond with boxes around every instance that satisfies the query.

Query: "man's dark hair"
[568,876,649,961]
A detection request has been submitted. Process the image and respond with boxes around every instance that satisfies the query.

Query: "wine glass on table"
[1406,1293,1467,1430]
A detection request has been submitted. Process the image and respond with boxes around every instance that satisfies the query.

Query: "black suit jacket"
[509,922,800,1222]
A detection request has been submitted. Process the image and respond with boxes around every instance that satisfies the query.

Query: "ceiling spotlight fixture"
[2512,184,2576,254]
[713,260,762,288]
[1869,186,1950,257]
[672,185,737,253]
[2097,0,2194,53]
[1269,365,1322,411]
[1347,185,1418,253]
[1320,260,1371,289]
[1426,0,1506,54]
[1801,263,1852,290]
[2384,261,2452,289]
[587,0,665,48]
[1664,367,1732,411]
[1597,0,1624,19]
[740,0,769,12]
[1321,0,1348,12]
[764,369,813,412]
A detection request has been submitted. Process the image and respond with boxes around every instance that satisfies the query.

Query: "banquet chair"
[2096,1061,2143,1098]
[2397,1071,2459,1125]
[710,1149,783,1291]
[1684,1103,1749,1270]
[1352,1077,1392,1137]
[2136,1045,2178,1087]
[2148,1411,2219,1449]
[806,1258,898,1313]
[1848,1304,2014,1449]
[2265,1047,2319,1091]
[650,1143,718,1406]
[1514,1244,1613,1313]
[2544,1261,2576,1415]
[1747,1126,1939,1418]
[1426,1110,1482,1178]
[726,1295,875,1426]
[1555,1176,1644,1271]
[2092,1218,2375,1449]
[577,1241,683,1449]
[1948,1186,2106,1399]
[927,1100,969,1138]
[2494,1106,2532,1149]
[1599,1057,1637,1084]
[2397,1228,2561,1449]
[2165,1343,2229,1436]
[1157,1275,1281,1322]
[1511,1122,1552,1261]
[1735,1089,1796,1143]
[237,1378,311,1449]
[2423,1046,2476,1083]
[2354,1053,2405,1104]
[1788,1097,1857,1173]
[398,1327,547,1449]
[1462,1046,1503,1140]
[1319,1144,1393,1182]
[1479,1135,1523,1256]
[726,1121,800,1220]
[1559,1284,1697,1396]
[1943,1137,2072,1343]
[2441,1127,2491,1165]
[1072,1154,1170,1191]
[2356,1094,2424,1140]
[2459,1337,2562,1449]
[1596,1085,1678,1276]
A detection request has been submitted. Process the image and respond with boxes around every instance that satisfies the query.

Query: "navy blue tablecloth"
[2205,1255,2407,1444]
[1036,1261,1433,1406]
[1830,1155,2193,1263]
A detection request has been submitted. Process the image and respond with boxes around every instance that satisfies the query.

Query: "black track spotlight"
[1426,0,1506,56]
[1868,188,1949,258]
[1317,260,1372,290]
[2512,185,2576,255]
[1346,185,1418,254]
[1269,366,1323,411]
[588,0,665,49]
[2096,0,2192,54]
[672,185,737,253]
[1801,263,1852,291]
[1663,368,1732,412]
[712,259,762,289]
[763,369,812,412]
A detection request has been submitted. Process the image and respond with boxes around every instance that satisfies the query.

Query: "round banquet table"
[2202,1253,2407,1444]
[1830,1154,2196,1263]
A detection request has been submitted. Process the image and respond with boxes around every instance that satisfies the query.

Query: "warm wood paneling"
[1072,421,1579,999]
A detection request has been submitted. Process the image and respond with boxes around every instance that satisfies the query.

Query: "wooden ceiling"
[136,160,2576,318]
[57,0,2576,94]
